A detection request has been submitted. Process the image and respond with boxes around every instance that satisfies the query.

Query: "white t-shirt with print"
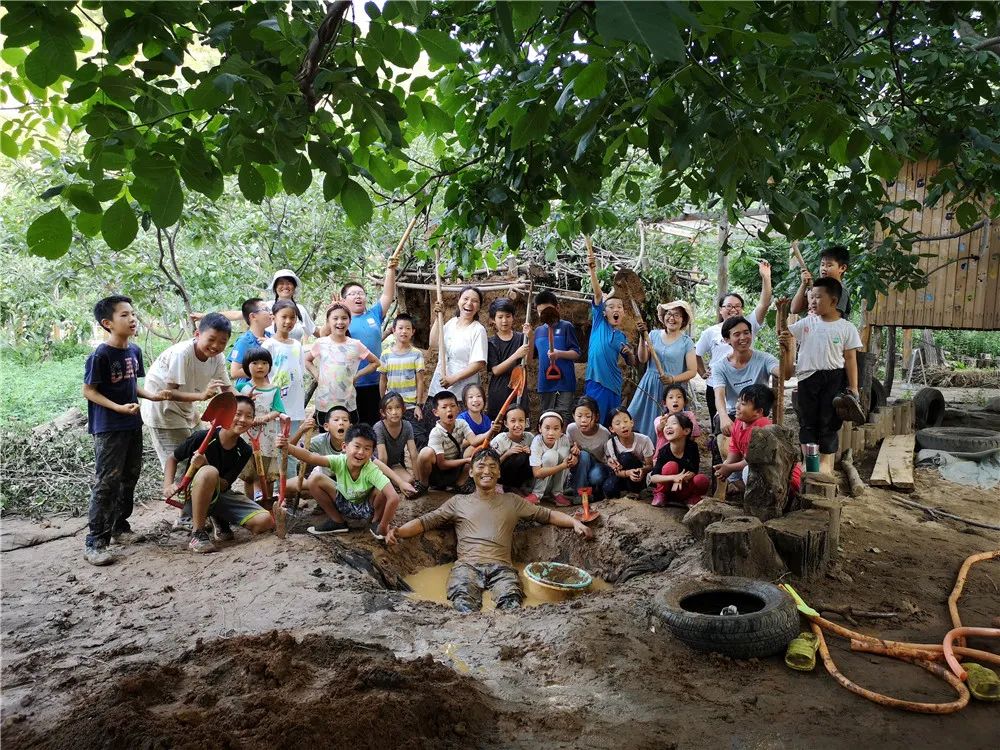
[788,315,862,381]
[141,340,231,429]
[263,337,307,420]
[428,318,488,400]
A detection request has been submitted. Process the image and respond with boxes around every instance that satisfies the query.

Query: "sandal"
[962,662,1000,701]
[784,632,820,672]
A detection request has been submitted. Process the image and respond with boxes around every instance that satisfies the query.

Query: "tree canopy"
[2,1,999,293]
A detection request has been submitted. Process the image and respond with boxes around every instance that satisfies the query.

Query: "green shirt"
[324,453,390,504]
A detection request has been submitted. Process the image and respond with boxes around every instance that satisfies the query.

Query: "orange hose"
[943,627,1000,681]
[948,550,1000,648]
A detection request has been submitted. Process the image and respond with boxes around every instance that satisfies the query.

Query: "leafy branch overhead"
[2,1,998,280]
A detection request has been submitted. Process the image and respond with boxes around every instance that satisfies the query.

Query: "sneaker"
[83,546,115,566]
[188,529,216,554]
[307,518,350,535]
[212,517,234,542]
[833,391,866,424]
[172,516,194,533]
[553,494,572,507]
[457,478,475,495]
[369,523,385,541]
[110,530,136,545]
[523,493,540,505]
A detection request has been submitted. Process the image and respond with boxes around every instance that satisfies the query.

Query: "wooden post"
[704,516,786,578]
[901,329,913,374]
[765,510,833,579]
[775,298,791,426]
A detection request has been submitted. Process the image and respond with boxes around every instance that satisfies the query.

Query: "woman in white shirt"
[428,285,487,407]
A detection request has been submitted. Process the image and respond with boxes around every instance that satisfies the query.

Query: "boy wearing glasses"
[228,298,273,386]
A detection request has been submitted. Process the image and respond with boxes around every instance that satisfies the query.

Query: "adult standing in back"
[427,285,488,410]
[627,300,698,441]
[695,261,772,427]
[339,255,399,425]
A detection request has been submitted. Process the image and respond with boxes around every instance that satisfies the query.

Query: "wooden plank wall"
[870,160,1000,331]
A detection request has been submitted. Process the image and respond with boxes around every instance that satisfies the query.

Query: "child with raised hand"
[228,298,273,386]
[163,395,275,553]
[378,313,425,422]
[603,408,655,499]
[263,300,307,432]
[583,240,637,426]
[235,347,285,503]
[458,383,492,437]
[83,295,169,566]
[790,245,852,318]
[566,396,612,500]
[307,303,380,426]
[489,405,534,493]
[280,423,401,539]
[486,298,532,419]
[650,413,710,508]
[375,392,422,497]
[526,412,577,507]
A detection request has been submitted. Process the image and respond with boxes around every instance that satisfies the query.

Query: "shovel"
[494,364,526,422]
[164,391,237,508]
[539,306,563,382]
[274,417,291,539]
[287,423,314,515]
[613,268,668,381]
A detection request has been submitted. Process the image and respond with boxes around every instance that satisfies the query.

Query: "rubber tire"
[650,577,800,659]
[916,427,1000,454]
[913,387,946,429]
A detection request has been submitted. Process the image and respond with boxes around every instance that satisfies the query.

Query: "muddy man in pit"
[386,448,593,612]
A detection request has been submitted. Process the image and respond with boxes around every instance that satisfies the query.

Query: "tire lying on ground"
[650,577,800,659]
[913,387,946,429]
[916,426,1000,457]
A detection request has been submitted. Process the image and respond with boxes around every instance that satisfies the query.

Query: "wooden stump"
[802,472,838,500]
[704,516,786,578]
[682,501,743,541]
[744,424,799,522]
[765,510,833,579]
[809,498,843,556]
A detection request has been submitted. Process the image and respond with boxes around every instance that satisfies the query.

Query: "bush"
[930,330,1000,360]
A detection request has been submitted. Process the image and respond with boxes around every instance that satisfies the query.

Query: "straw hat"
[270,268,302,291]
[656,300,693,326]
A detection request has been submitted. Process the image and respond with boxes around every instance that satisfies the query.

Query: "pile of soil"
[6,633,492,750]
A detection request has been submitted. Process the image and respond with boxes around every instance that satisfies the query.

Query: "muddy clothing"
[87,428,143,548]
[447,562,523,612]
[85,342,145,434]
[416,492,551,567]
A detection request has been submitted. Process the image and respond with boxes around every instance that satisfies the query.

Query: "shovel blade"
[202,391,237,428]
[509,365,526,394]
[613,269,646,304]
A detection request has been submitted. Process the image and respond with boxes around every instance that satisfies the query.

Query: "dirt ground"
[2,387,999,748]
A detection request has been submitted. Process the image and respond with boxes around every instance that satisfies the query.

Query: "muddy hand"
[573,520,594,539]
[385,528,399,546]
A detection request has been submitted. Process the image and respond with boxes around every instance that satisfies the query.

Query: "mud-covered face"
[539,415,563,445]
[719,296,744,320]
[345,436,374,469]
[434,398,459,425]
[472,455,500,489]
[195,328,230,359]
[394,320,414,344]
[103,301,137,337]
[725,322,752,353]
[610,412,633,440]
[457,290,481,320]
[464,388,485,414]
[327,411,350,441]
[230,402,256,434]
[505,408,526,438]
[664,390,686,415]
[604,298,625,327]
[382,400,404,423]
[573,406,597,433]
[274,278,296,299]
[819,258,847,280]
[273,307,298,335]
[493,310,514,333]
[343,285,366,314]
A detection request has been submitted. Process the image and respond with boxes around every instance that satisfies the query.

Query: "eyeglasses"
[664,312,683,320]
[721,303,743,311]
[253,307,273,316]
[344,289,365,297]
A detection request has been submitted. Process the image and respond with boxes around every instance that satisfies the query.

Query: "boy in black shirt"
[486,299,531,419]
[83,295,169,566]
[163,395,274,553]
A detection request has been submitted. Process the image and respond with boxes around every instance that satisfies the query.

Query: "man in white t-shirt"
[695,261,772,424]
[779,277,863,474]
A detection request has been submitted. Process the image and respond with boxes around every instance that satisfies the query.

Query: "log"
[840,449,866,498]
[703,516,787,578]
[744,424,800,521]
[803,472,838,500]
[765,509,833,579]
[681,500,744,541]
[870,434,916,492]
[809,498,843,555]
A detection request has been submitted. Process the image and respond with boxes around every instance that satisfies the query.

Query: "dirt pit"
[4,632,493,750]
[404,562,612,610]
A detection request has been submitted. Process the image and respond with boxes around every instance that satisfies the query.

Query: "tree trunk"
[883,326,896,394]
[744,424,799,521]
[703,516,786,578]
[716,214,730,294]
[765,510,833,579]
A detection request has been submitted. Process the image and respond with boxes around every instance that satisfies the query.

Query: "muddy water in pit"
[405,562,612,610]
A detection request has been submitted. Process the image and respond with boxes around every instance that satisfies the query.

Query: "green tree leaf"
[511,104,551,149]
[506,216,524,249]
[238,163,265,204]
[416,29,464,65]
[150,174,184,228]
[955,202,979,228]
[869,148,901,181]
[64,185,102,214]
[596,2,686,63]
[27,207,72,259]
[281,155,312,196]
[23,38,77,88]
[574,63,607,100]
[101,198,138,251]
[340,178,373,226]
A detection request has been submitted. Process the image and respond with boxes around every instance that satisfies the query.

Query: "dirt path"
[2,468,998,749]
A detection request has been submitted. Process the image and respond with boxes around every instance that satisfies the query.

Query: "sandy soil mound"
[7,632,491,750]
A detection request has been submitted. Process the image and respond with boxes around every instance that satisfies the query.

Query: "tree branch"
[296,1,351,110]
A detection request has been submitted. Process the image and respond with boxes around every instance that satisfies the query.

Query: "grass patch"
[0,346,88,429]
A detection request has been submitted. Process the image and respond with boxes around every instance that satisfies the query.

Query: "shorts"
[429,465,462,490]
[334,491,374,521]
[209,487,269,527]
[148,426,193,468]
[238,454,279,483]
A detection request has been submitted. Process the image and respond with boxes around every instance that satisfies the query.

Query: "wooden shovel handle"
[434,244,447,378]
[629,299,667,378]
[389,213,421,267]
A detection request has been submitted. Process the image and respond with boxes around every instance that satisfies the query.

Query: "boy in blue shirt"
[227,297,272,387]
[584,241,637,426]
[82,295,168,566]
[533,290,581,426]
